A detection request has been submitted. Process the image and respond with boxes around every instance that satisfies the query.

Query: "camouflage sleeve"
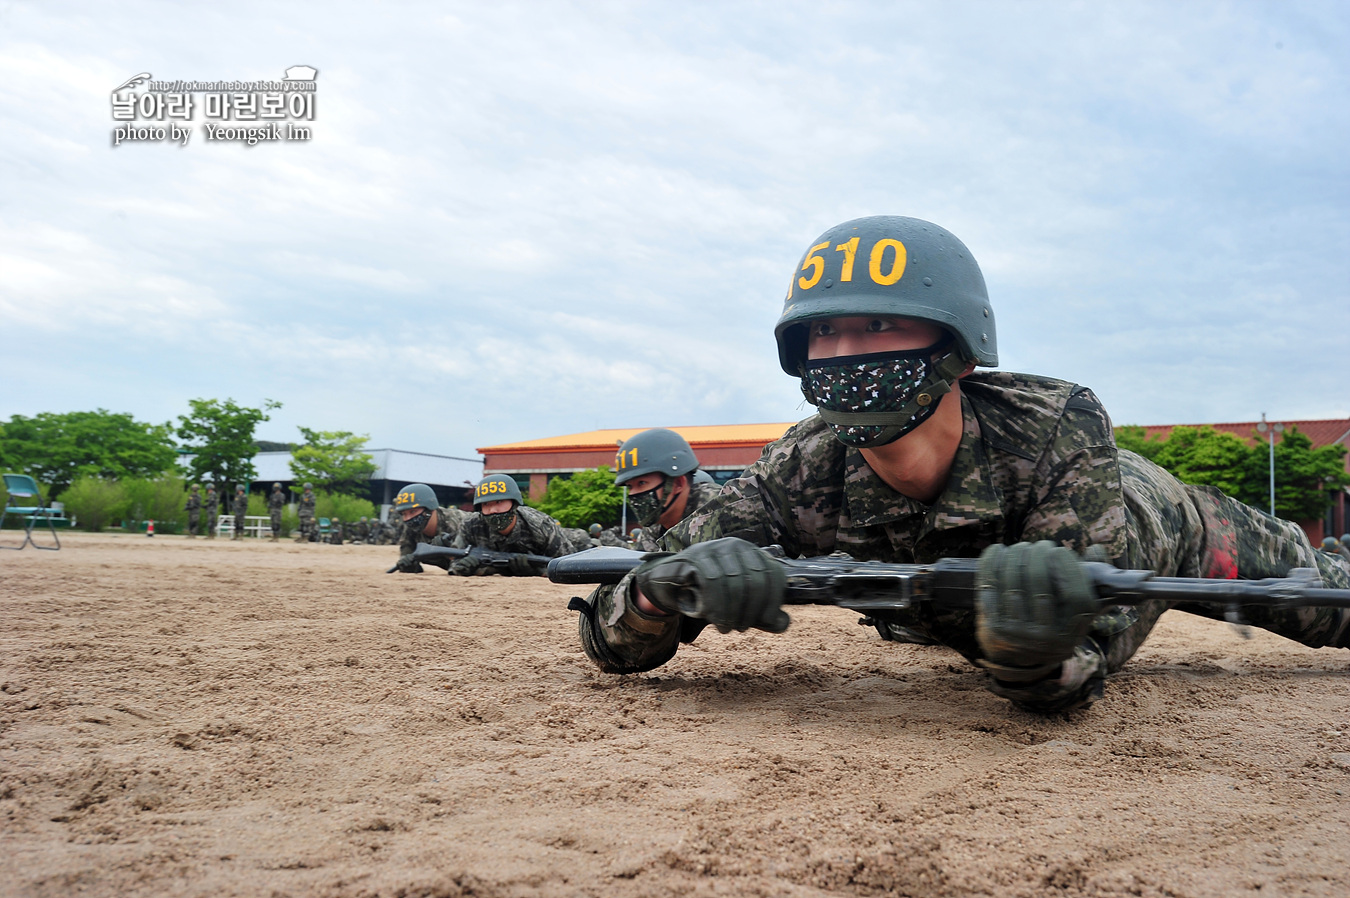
[451,515,484,549]
[1016,387,1130,561]
[576,581,681,674]
[991,387,1166,713]
[530,515,573,558]
[663,426,810,554]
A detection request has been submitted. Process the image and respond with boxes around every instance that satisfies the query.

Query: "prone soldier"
[450,475,574,576]
[589,523,629,547]
[185,484,202,537]
[231,485,248,541]
[268,482,286,542]
[329,517,343,545]
[575,429,722,655]
[577,215,1350,711]
[390,483,465,572]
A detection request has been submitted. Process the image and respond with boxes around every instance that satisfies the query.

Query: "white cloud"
[2,0,1347,455]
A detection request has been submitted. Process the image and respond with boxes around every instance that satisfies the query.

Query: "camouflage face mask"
[484,509,516,533]
[627,481,671,528]
[404,508,431,534]
[799,338,966,448]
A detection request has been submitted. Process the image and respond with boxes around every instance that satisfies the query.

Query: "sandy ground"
[1,532,1348,898]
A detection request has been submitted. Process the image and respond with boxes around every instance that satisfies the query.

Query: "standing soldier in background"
[391,483,464,572]
[296,483,316,543]
[185,485,202,538]
[231,486,248,541]
[268,482,286,542]
[450,475,574,577]
[205,485,219,539]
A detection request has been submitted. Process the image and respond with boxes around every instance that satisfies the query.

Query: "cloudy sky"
[2,0,1346,458]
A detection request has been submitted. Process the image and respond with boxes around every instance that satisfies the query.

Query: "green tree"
[531,467,625,528]
[1113,425,1165,463]
[59,477,131,532]
[1117,423,1348,522]
[176,398,280,490]
[289,429,377,496]
[314,490,377,523]
[1150,426,1254,500]
[122,475,191,532]
[1238,427,1349,521]
[0,410,177,495]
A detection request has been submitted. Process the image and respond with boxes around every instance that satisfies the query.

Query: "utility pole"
[1256,413,1284,517]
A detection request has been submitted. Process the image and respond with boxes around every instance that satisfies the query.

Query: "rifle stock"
[547,546,1350,614]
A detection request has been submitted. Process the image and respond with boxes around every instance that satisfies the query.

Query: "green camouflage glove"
[975,541,1098,682]
[449,554,480,577]
[506,553,538,577]
[395,553,423,574]
[635,537,789,634]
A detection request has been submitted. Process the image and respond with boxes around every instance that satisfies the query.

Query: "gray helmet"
[1323,537,1340,551]
[303,482,313,490]
[588,523,602,537]
[774,215,996,375]
[393,483,439,512]
[692,469,716,485]
[272,482,281,489]
[1342,533,1350,545]
[191,484,200,491]
[473,474,523,506]
[613,428,699,486]
[236,485,245,493]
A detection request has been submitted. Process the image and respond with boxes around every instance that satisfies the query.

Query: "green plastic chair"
[318,517,331,535]
[2,474,61,550]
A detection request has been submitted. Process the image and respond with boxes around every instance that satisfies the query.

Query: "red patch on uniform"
[1198,502,1238,579]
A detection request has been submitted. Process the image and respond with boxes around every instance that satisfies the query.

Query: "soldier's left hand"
[395,553,423,574]
[506,554,538,577]
[975,541,1097,682]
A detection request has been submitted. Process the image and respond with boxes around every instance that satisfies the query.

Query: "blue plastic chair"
[1,474,61,550]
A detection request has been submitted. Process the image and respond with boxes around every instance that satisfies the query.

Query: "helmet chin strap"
[806,350,969,447]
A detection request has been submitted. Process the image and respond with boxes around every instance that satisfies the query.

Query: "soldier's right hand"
[450,555,481,577]
[635,537,789,634]
[395,553,424,574]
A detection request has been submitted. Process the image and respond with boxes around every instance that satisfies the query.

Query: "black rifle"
[548,546,1350,616]
[385,542,554,574]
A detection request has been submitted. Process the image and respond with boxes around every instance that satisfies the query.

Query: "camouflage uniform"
[596,525,630,547]
[563,526,599,552]
[578,478,725,669]
[452,505,573,564]
[328,519,342,545]
[184,489,201,537]
[268,486,286,540]
[398,505,466,569]
[296,489,316,543]
[231,491,248,540]
[205,488,219,538]
[584,373,1350,711]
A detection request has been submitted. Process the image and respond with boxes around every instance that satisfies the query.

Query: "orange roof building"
[479,423,796,498]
